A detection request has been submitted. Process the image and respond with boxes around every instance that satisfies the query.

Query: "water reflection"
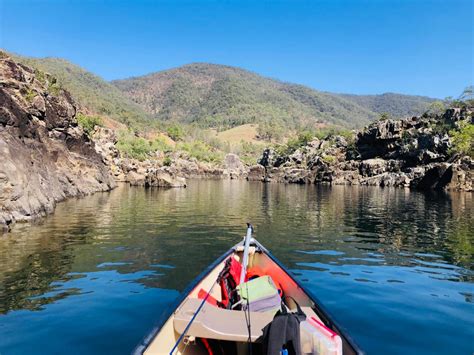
[0,181,472,354]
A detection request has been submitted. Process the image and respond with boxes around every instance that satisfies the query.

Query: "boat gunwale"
[132,247,234,355]
[253,239,364,355]
[133,238,364,355]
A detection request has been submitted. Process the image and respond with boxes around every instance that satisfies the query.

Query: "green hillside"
[9,53,436,130]
[112,63,381,129]
[339,92,435,118]
[11,54,151,127]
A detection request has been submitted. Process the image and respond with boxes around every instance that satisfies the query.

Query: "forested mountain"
[112,63,382,129]
[113,63,435,129]
[339,92,435,118]
[12,54,151,126]
[11,53,436,130]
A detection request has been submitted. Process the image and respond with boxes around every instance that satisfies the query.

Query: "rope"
[244,280,252,355]
[169,279,218,355]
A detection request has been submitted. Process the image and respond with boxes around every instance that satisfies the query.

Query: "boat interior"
[142,241,352,355]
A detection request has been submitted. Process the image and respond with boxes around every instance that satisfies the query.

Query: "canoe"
[134,226,363,355]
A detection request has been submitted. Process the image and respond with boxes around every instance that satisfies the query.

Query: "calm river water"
[0,181,472,354]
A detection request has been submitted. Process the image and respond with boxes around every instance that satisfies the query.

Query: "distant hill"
[339,93,436,118]
[11,54,151,127]
[113,63,436,129]
[112,63,381,129]
[9,53,436,130]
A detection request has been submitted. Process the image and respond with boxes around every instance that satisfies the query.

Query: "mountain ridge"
[338,92,437,118]
[10,52,436,130]
[9,53,152,127]
[112,62,436,129]
[114,62,439,101]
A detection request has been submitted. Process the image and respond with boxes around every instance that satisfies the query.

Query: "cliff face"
[254,109,473,191]
[0,54,116,231]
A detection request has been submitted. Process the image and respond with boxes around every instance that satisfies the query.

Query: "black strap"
[262,300,304,355]
[281,296,306,320]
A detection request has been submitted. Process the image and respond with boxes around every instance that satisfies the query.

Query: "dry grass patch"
[216,124,260,144]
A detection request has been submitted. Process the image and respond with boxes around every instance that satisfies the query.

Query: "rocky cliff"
[253,109,473,191]
[91,108,472,192]
[0,54,116,231]
[91,126,249,188]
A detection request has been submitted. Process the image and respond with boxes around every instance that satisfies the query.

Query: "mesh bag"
[236,275,281,313]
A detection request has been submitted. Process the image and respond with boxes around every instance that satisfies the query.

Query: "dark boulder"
[412,164,453,190]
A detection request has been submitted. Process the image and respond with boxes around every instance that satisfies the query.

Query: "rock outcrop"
[118,154,247,188]
[223,153,247,179]
[127,168,187,188]
[0,54,116,231]
[91,130,250,185]
[257,109,473,191]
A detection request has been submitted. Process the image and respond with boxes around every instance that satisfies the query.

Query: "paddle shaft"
[240,224,253,285]
[169,279,218,355]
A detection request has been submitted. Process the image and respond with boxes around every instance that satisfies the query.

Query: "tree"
[446,87,474,109]
[76,113,103,136]
[427,101,446,115]
[449,121,474,158]
[459,86,474,101]
[257,121,284,141]
[166,124,185,141]
[378,112,391,121]
[459,86,474,106]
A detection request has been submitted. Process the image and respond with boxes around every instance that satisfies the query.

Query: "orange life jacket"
[218,257,242,308]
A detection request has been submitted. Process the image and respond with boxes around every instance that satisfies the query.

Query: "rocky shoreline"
[0,55,116,231]
[91,126,248,187]
[91,107,473,193]
[0,55,248,232]
[248,108,473,191]
[1,54,472,232]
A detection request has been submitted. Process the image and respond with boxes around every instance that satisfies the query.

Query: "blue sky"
[1,0,472,98]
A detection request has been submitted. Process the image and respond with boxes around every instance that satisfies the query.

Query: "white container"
[300,316,343,355]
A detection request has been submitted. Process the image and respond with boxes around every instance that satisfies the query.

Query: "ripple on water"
[0,182,472,355]
[295,250,345,256]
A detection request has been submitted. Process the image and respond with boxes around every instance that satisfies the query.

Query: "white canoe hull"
[134,238,362,355]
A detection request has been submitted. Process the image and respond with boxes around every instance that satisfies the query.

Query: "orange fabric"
[219,257,242,308]
[229,257,243,283]
[197,288,219,306]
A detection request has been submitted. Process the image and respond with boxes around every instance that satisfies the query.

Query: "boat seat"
[173,298,321,343]
[173,298,275,342]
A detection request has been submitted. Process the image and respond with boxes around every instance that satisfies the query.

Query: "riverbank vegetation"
[76,113,103,136]
[72,81,473,168]
[102,119,359,165]
[450,121,474,158]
